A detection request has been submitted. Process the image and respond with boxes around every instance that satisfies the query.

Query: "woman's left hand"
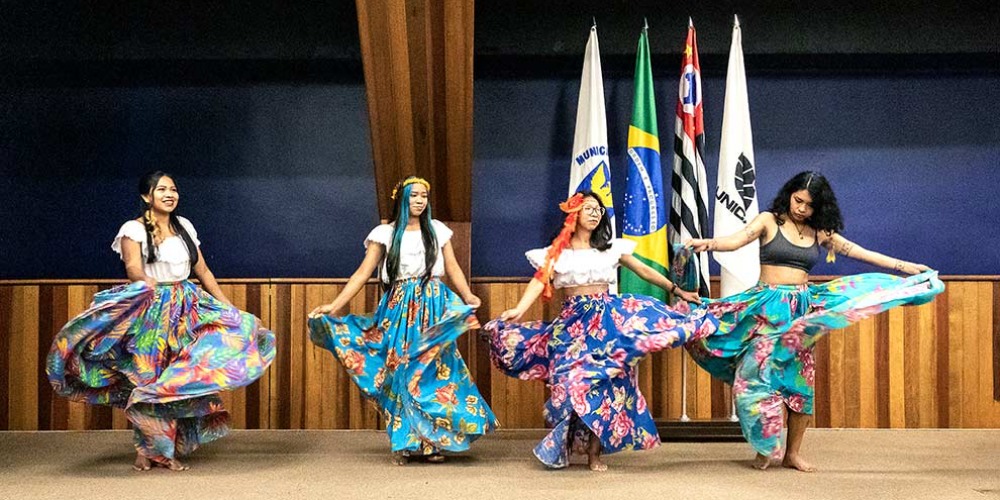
[463,294,482,308]
[675,289,703,305]
[904,262,932,275]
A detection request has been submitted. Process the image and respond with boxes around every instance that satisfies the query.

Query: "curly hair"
[768,171,844,234]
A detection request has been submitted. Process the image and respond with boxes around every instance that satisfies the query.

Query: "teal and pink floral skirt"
[686,271,945,458]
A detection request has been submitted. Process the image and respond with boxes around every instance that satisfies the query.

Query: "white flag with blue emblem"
[569,26,615,233]
[714,16,760,297]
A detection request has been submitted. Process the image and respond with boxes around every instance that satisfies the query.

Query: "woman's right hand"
[499,308,524,322]
[309,303,340,318]
[685,238,714,253]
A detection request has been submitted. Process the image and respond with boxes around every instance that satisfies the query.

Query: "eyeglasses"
[581,206,605,216]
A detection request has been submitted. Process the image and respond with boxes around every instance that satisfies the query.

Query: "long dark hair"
[384,177,437,289]
[768,171,844,235]
[551,191,612,251]
[138,171,199,266]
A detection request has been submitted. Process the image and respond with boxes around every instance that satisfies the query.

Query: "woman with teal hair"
[309,176,497,465]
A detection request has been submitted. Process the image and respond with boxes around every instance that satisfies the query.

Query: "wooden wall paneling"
[961,282,980,427]
[2,277,999,431]
[887,307,907,428]
[0,286,12,430]
[842,323,861,428]
[9,286,39,430]
[994,282,1000,403]
[857,317,878,428]
[978,282,999,427]
[915,301,938,428]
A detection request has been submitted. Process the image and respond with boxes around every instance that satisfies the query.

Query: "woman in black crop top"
[682,171,942,472]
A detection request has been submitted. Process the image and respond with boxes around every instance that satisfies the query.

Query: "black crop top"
[759,228,819,272]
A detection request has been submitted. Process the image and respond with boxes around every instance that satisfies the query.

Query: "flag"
[569,26,615,229]
[621,26,668,301]
[669,19,710,296]
[714,15,761,297]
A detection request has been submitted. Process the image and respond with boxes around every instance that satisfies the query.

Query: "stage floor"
[1,429,998,499]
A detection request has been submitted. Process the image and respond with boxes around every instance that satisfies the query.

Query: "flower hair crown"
[391,177,431,200]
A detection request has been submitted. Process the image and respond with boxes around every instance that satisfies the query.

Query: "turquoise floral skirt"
[309,277,497,455]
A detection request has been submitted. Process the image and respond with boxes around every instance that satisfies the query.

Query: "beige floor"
[1,429,998,500]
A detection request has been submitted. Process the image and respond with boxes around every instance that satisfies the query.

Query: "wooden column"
[355,0,482,381]
[355,0,474,227]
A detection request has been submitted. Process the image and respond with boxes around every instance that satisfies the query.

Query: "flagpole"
[680,350,690,422]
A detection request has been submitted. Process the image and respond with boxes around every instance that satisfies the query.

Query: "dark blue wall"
[2,73,997,279]
[472,72,1000,277]
[1,84,377,278]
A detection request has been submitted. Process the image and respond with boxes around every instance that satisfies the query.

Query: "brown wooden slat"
[49,286,70,430]
[875,313,891,428]
[814,337,831,428]
[36,285,53,430]
[0,286,12,430]
[935,287,951,427]
[9,286,40,430]
[994,282,1000,402]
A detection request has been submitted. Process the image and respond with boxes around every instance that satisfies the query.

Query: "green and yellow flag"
[620,26,669,301]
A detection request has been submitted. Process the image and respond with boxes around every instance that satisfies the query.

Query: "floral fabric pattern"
[686,271,945,458]
[308,278,497,454]
[47,281,276,464]
[485,293,719,468]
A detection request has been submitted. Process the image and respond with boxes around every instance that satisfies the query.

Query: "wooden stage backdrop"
[2,277,998,431]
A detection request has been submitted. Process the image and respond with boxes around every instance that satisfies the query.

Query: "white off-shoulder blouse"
[111,216,200,282]
[365,220,453,283]
[525,238,636,289]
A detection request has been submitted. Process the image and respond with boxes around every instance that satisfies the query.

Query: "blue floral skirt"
[485,293,719,468]
[686,271,945,458]
[308,277,497,454]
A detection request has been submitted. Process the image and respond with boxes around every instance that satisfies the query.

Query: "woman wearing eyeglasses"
[483,191,718,471]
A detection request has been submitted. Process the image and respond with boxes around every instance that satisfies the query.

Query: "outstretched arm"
[498,278,546,322]
[619,254,701,304]
[821,232,930,275]
[686,212,772,253]
[442,241,481,307]
[309,244,386,317]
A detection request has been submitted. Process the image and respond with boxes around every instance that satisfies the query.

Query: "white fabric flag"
[714,15,760,297]
[569,26,615,234]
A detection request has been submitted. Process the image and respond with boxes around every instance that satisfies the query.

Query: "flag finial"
[643,17,649,31]
[688,17,693,28]
[734,14,740,28]
[592,17,597,29]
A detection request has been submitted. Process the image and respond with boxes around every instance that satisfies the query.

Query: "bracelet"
[893,259,905,272]
[669,283,679,294]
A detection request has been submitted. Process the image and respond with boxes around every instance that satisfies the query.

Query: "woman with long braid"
[47,171,276,471]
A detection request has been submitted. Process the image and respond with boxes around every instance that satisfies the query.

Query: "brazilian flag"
[620,27,669,301]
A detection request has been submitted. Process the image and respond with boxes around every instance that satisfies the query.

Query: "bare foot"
[782,453,816,472]
[752,453,771,470]
[426,453,445,463]
[165,459,189,471]
[587,436,607,472]
[132,454,151,472]
[391,453,408,466]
